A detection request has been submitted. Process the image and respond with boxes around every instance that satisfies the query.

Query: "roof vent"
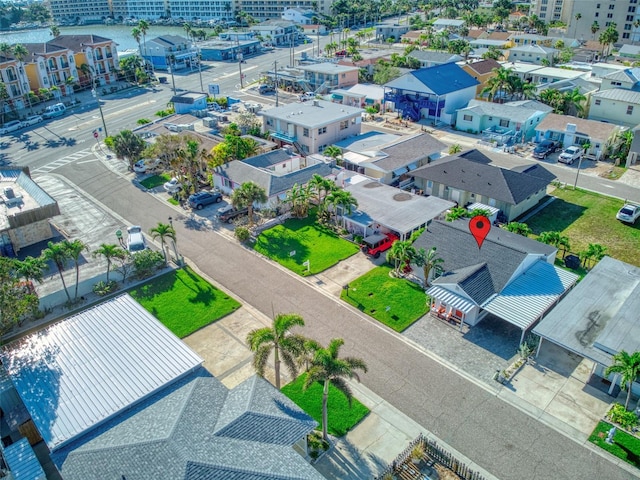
[393,193,412,202]
[364,182,383,188]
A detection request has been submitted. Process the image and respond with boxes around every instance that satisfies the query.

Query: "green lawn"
[139,173,171,189]
[340,265,428,332]
[253,215,359,276]
[589,421,640,468]
[281,373,369,437]
[128,267,241,338]
[525,188,640,267]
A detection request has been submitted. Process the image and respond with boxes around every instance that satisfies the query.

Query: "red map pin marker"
[469,215,491,249]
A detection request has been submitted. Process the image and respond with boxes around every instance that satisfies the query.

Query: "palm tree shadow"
[614,442,640,467]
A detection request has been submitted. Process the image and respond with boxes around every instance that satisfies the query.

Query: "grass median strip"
[128,267,241,338]
[282,373,369,437]
[140,173,171,189]
[253,214,359,276]
[341,265,428,332]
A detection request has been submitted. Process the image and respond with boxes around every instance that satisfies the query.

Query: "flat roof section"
[1,294,203,451]
[533,256,640,366]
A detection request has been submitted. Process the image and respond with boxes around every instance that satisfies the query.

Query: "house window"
[607,13,613,18]
[595,12,600,16]
[596,3,600,7]
[627,15,634,21]
[628,105,634,115]
[303,128,309,137]
[609,4,615,9]
[339,120,348,130]
[612,81,622,86]
[318,144,326,152]
[630,6,637,11]
[499,119,509,127]
[488,116,493,121]
[595,99,601,105]
[624,32,631,39]
[318,126,327,134]
[463,114,473,121]
[626,24,632,30]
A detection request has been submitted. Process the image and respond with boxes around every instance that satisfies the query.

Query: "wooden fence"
[374,433,487,480]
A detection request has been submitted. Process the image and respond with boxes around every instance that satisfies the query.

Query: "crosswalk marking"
[32,149,93,174]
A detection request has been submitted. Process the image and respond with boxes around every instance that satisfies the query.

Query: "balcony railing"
[270,131,297,143]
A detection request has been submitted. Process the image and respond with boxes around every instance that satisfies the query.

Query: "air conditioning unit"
[203,117,217,128]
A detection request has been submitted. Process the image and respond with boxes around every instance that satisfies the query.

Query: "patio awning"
[365,98,375,105]
[2,438,46,480]
[332,94,343,100]
[407,162,418,171]
[427,286,475,313]
[393,166,408,176]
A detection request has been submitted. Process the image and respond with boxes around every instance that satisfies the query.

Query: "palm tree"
[591,21,600,40]
[308,174,336,214]
[230,181,268,226]
[50,25,60,38]
[482,66,517,102]
[109,130,146,170]
[246,313,308,389]
[0,83,9,126]
[138,20,150,60]
[42,241,73,303]
[573,13,582,38]
[505,222,532,237]
[563,88,586,117]
[323,145,343,165]
[285,183,311,218]
[132,27,142,58]
[13,256,47,285]
[303,338,368,442]
[92,243,126,283]
[386,240,415,276]
[150,222,176,263]
[413,247,444,287]
[604,350,640,409]
[326,190,358,227]
[65,239,88,301]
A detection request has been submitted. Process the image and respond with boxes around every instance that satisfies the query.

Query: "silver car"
[0,120,23,135]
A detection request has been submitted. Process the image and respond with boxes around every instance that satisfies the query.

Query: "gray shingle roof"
[408,50,462,64]
[415,219,556,299]
[458,99,550,124]
[411,149,554,204]
[215,150,332,197]
[52,369,321,480]
[372,134,446,171]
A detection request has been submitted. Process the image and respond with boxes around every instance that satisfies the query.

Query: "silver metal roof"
[1,294,203,451]
[533,256,640,366]
[427,286,476,313]
[345,179,455,235]
[481,261,578,330]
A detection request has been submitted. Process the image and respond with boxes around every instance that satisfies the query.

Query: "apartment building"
[49,0,232,23]
[531,0,640,44]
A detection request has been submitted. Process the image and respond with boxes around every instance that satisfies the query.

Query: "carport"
[533,257,640,396]
[481,261,579,344]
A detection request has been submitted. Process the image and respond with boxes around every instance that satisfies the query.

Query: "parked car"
[22,115,43,127]
[532,139,559,159]
[0,120,23,135]
[616,204,640,224]
[43,103,66,119]
[258,84,275,94]
[218,204,249,223]
[188,191,222,210]
[558,146,582,165]
[133,160,147,173]
[299,92,316,101]
[126,226,147,253]
[360,232,399,259]
[163,177,182,193]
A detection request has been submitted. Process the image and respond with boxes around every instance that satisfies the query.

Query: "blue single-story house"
[384,63,479,125]
[199,38,262,62]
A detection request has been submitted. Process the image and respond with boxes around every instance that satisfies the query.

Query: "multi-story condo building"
[531,0,640,44]
[49,0,232,24]
[0,54,31,112]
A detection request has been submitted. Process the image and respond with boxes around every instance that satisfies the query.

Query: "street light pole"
[91,72,109,138]
[573,155,584,190]
[166,55,177,95]
[238,52,244,89]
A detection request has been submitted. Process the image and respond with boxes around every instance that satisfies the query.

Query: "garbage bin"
[159,76,168,84]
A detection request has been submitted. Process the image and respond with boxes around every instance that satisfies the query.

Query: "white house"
[588,88,640,127]
[507,44,557,65]
[281,7,314,24]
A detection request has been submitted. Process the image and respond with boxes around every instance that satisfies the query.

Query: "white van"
[43,103,66,119]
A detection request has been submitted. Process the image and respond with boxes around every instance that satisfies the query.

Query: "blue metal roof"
[410,63,479,96]
[2,438,46,480]
[1,294,203,451]
[481,261,579,330]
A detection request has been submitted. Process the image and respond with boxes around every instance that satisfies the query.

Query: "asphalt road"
[58,157,636,480]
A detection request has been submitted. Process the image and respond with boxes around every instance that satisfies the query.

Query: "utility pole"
[274,60,279,107]
[237,35,244,89]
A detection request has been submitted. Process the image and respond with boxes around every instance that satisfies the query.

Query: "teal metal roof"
[2,438,46,480]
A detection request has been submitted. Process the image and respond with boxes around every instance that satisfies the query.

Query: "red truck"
[361,232,399,258]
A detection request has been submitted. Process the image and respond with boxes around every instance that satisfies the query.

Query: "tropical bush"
[609,403,639,429]
[93,280,119,296]
[132,250,165,279]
